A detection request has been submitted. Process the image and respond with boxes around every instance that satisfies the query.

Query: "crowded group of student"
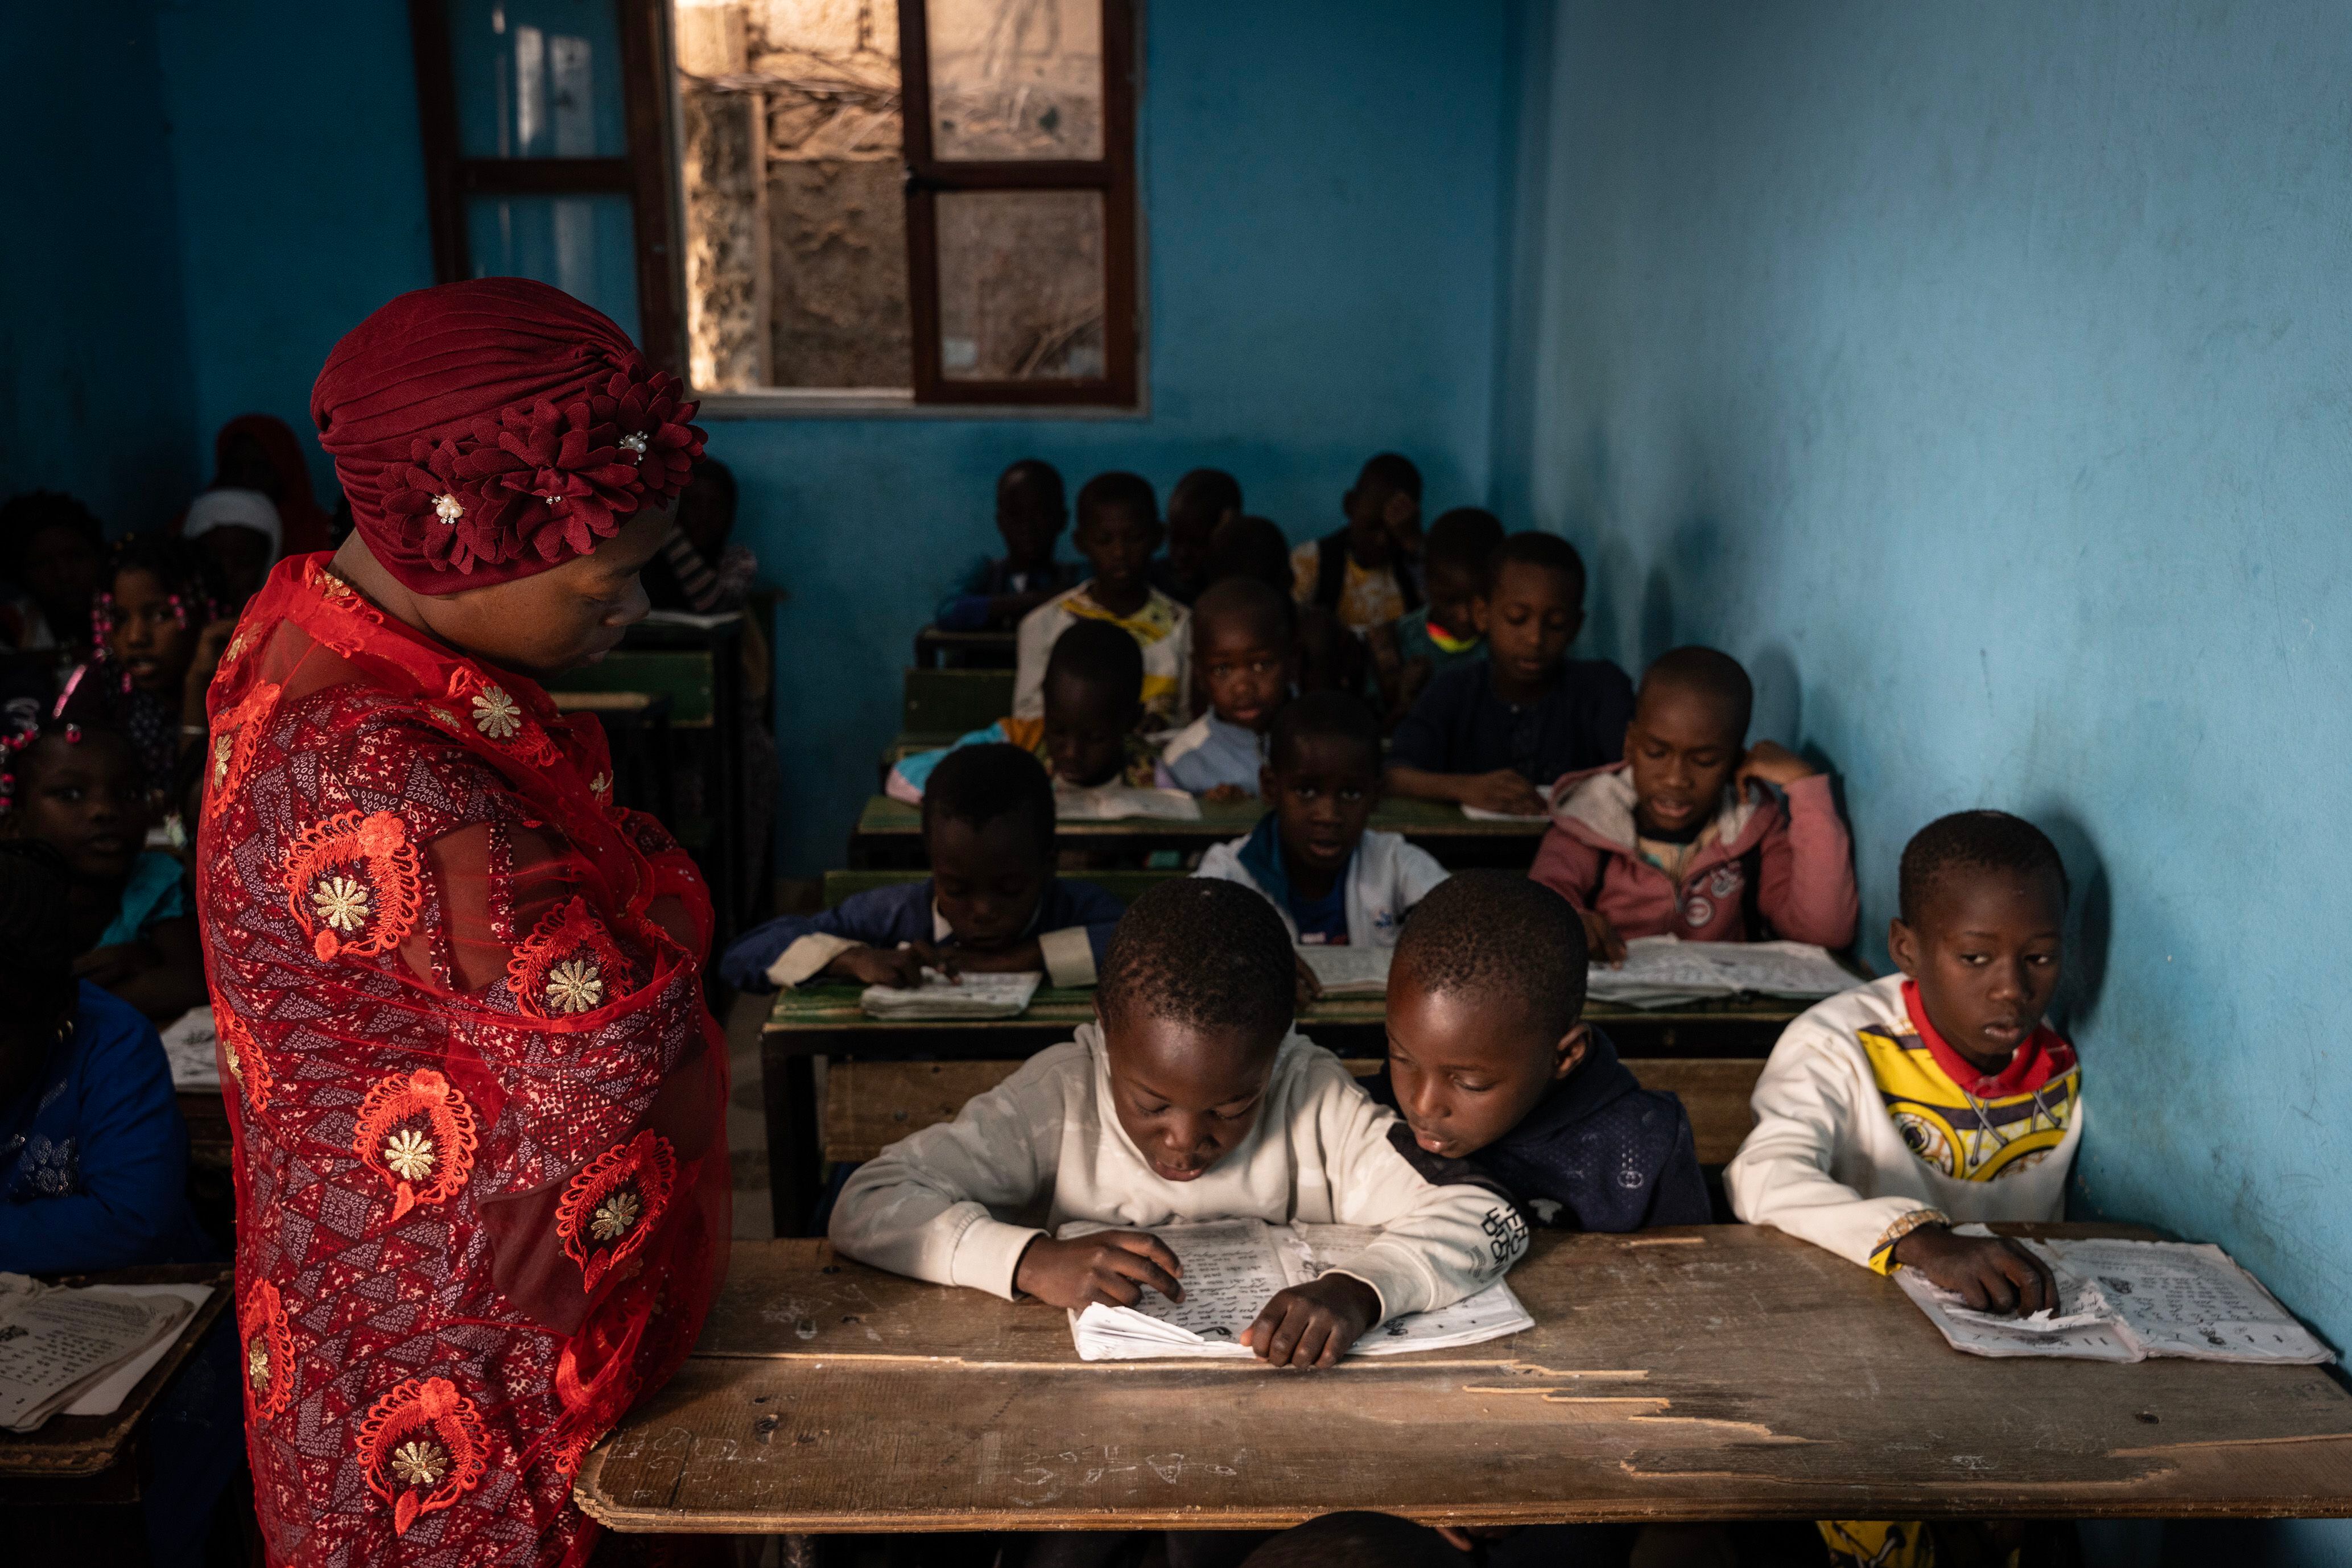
[719,452,2086,1567]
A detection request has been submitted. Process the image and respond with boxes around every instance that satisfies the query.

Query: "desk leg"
[762,1037,820,1238]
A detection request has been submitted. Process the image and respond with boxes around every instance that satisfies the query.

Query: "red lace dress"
[195,556,731,1567]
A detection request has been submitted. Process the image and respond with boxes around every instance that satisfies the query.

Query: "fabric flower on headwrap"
[313,278,707,595]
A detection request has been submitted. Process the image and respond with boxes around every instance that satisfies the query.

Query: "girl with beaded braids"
[78,532,240,807]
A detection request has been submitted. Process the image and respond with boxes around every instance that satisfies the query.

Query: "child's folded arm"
[827,1050,1068,1298]
[1305,1056,1529,1319]
[1526,823,1604,910]
[1755,774,1860,947]
[1035,880,1128,988]
[1724,1030,1937,1271]
[0,1014,190,1274]
[719,888,923,993]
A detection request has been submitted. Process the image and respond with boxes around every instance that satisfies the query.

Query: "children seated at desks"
[1386,532,1633,817]
[1727,810,2078,1306]
[937,457,1083,632]
[1153,466,1242,605]
[1372,872,1709,1230]
[1369,506,1503,727]
[1195,692,1447,946]
[889,620,1160,802]
[1,718,207,1022]
[1728,815,2081,1568]
[1208,513,1369,700]
[1157,576,1293,799]
[1292,453,1423,634]
[1014,471,1191,725]
[830,877,1526,1365]
[1531,645,1859,961]
[724,744,1123,992]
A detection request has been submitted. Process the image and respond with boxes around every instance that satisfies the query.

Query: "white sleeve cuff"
[766,932,860,989]
[1038,926,1097,989]
[950,1214,1047,1300]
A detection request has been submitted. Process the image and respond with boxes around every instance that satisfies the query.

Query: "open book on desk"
[1053,785,1203,822]
[1296,944,1391,997]
[0,1273,212,1431]
[1897,1230,2334,1364]
[1584,935,1858,1009]
[1061,1218,1531,1361]
[860,969,1042,1020]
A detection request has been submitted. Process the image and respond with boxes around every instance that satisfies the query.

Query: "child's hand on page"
[1578,908,1627,965]
[1014,1232,1185,1310]
[828,944,933,988]
[1242,1274,1380,1368]
[1460,769,1547,816]
[1892,1225,2057,1316]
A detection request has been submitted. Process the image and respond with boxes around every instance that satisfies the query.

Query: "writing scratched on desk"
[981,1437,1241,1506]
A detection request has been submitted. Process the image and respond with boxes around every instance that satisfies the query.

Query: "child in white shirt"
[830,878,1524,1367]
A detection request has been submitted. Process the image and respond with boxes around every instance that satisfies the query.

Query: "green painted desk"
[848,794,1549,870]
[759,984,1808,1235]
[575,1225,2352,1533]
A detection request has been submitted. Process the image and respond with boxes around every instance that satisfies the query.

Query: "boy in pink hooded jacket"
[1529,646,1857,961]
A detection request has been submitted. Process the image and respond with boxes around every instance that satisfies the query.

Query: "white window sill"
[693,387,1150,422]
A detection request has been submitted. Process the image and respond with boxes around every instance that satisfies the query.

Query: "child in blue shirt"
[935,459,1084,632]
[1157,576,1293,799]
[725,744,1124,992]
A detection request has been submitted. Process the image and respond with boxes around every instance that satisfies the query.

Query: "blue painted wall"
[5,3,199,530]
[123,0,1519,873]
[1512,3,2352,1558]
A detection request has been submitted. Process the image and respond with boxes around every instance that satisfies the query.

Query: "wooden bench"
[914,625,1019,669]
[903,667,1016,735]
[822,1057,1763,1167]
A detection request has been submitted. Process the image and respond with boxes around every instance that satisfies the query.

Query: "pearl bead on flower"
[618,431,649,460]
[433,494,464,523]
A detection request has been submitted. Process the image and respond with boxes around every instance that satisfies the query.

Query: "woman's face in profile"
[417,506,672,677]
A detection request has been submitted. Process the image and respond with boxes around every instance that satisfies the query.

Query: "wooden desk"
[576,1227,2352,1533]
[849,795,1550,870]
[914,626,1019,669]
[0,1263,233,1479]
[760,987,1805,1236]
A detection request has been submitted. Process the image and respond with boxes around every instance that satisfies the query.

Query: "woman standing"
[195,279,729,1566]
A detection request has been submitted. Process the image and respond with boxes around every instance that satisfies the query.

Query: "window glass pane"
[466,194,642,341]
[674,0,911,390]
[925,0,1103,161]
[935,189,1104,381]
[453,0,629,158]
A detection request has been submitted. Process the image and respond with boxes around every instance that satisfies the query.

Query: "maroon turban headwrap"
[311,278,706,595]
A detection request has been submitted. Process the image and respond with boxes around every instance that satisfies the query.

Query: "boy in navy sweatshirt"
[1367,870,1707,1231]
[721,744,1123,992]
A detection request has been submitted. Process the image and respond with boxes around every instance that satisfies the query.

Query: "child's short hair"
[1099,879,1294,1040]
[1898,811,2070,925]
[1043,619,1144,704]
[0,491,105,577]
[998,457,1064,506]
[106,531,221,622]
[922,742,1054,856]
[1422,507,1505,581]
[1395,870,1590,1037]
[1355,453,1422,502]
[1268,689,1379,773]
[1075,471,1156,531]
[1489,531,1586,600]
[1191,575,1292,647]
[1170,468,1241,519]
[0,841,75,1022]
[1639,645,1753,738]
[1204,515,1291,596]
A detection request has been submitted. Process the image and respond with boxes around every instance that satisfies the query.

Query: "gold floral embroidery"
[382,1129,436,1183]
[247,1337,270,1392]
[471,686,522,740]
[544,958,604,1014]
[310,874,372,932]
[590,1190,641,1242]
[389,1439,448,1489]
[425,706,460,729]
[211,731,234,787]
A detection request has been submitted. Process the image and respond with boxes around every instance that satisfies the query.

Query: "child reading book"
[1532,645,1858,961]
[1194,692,1447,946]
[1726,810,2079,1308]
[1157,576,1293,799]
[889,619,1160,802]
[1385,533,1632,816]
[1014,472,1190,724]
[1369,506,1503,726]
[1369,871,1709,1231]
[935,459,1083,632]
[829,878,1527,1367]
[725,744,1121,992]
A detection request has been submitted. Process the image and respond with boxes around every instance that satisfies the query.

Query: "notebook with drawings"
[1060,1218,1532,1361]
[1896,1230,2333,1364]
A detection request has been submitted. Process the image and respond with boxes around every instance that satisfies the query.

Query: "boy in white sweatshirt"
[830,878,1526,1368]
[1727,810,2082,1316]
[1194,691,1449,950]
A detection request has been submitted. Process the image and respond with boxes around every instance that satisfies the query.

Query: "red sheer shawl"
[195,555,729,1567]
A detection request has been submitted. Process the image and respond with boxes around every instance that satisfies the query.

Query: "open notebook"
[1053,785,1203,822]
[1296,945,1392,997]
[1896,1230,2333,1364]
[1060,1218,1532,1361]
[860,969,1042,1020]
[1584,935,1857,1009]
[0,1273,212,1431]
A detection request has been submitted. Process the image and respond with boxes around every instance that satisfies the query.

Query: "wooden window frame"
[408,0,685,376]
[896,0,1141,408]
